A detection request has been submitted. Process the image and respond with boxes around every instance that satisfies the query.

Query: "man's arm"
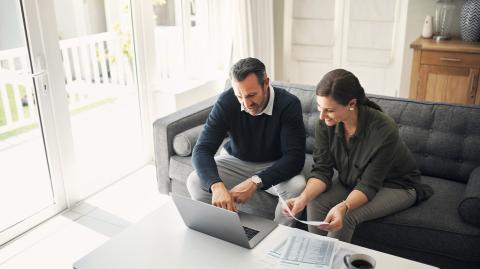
[257,98,306,188]
[192,101,229,192]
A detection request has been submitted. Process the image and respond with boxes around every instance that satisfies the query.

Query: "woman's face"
[316,95,353,126]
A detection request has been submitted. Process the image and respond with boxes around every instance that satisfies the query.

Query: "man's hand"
[282,195,307,219]
[211,182,237,212]
[317,203,348,232]
[229,178,257,204]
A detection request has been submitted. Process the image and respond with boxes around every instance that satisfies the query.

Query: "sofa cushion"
[169,155,195,184]
[369,97,480,184]
[303,154,314,179]
[354,176,480,262]
[172,125,204,157]
[458,167,480,227]
[272,81,317,154]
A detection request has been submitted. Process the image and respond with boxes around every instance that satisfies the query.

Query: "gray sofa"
[153,81,480,269]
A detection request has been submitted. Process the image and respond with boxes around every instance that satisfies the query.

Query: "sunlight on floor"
[0,164,170,269]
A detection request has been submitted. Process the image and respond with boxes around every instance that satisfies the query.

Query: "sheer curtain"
[207,0,234,77]
[231,0,275,78]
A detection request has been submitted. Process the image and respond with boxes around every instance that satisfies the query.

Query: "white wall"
[54,0,107,39]
[273,0,285,81]
[0,0,25,50]
[54,0,78,39]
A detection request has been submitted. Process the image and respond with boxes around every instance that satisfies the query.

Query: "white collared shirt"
[240,85,275,116]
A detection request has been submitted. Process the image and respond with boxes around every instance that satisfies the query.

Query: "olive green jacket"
[310,105,427,201]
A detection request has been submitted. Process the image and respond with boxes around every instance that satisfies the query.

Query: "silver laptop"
[171,193,277,249]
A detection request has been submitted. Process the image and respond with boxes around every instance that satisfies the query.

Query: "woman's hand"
[282,195,308,219]
[318,203,348,232]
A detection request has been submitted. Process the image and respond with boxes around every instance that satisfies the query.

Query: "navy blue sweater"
[192,87,306,191]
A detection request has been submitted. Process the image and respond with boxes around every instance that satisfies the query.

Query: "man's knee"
[186,171,207,200]
[275,174,306,198]
[289,174,306,195]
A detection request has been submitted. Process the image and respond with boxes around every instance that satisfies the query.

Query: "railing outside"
[0,31,136,135]
[0,47,35,134]
[0,27,186,136]
[59,31,134,109]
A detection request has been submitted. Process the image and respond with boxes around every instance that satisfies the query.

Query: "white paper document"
[276,235,337,269]
[258,231,350,269]
[277,193,329,226]
[258,239,288,268]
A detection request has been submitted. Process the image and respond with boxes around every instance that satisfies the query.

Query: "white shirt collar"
[240,85,274,116]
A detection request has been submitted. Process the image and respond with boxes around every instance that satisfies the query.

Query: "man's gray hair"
[229,57,266,86]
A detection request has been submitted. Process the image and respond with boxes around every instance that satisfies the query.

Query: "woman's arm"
[318,189,368,231]
[283,177,327,217]
[300,178,328,203]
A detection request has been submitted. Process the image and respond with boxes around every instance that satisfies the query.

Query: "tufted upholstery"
[272,81,480,184]
[154,81,480,269]
[371,97,480,184]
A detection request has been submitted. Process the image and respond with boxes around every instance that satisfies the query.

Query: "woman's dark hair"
[230,57,266,86]
[316,69,382,111]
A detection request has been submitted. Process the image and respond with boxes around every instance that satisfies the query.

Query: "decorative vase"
[460,0,480,42]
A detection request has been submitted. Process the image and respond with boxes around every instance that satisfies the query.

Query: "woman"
[283,69,432,242]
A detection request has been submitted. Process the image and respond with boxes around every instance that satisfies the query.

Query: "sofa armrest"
[153,95,218,194]
[458,166,480,227]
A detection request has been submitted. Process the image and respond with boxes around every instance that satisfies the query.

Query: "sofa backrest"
[272,81,480,183]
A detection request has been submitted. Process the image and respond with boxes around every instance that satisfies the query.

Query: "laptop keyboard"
[242,226,260,240]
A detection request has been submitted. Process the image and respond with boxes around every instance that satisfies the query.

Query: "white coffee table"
[73,199,438,269]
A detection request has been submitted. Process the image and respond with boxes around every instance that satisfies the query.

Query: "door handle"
[31,70,47,78]
[30,70,49,96]
[440,57,461,62]
[29,55,49,96]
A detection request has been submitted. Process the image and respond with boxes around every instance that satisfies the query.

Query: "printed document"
[276,234,337,269]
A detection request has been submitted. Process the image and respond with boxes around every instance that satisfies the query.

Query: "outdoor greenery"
[0,84,30,126]
[0,123,38,141]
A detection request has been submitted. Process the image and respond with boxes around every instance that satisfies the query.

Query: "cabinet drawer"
[421,51,480,67]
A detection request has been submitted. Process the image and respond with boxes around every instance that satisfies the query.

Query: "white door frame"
[0,0,73,246]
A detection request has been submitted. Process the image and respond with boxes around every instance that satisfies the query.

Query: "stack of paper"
[259,229,353,269]
[279,234,337,269]
[259,191,353,268]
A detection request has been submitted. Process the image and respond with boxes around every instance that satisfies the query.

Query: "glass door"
[52,0,146,200]
[0,0,68,245]
[1,0,149,245]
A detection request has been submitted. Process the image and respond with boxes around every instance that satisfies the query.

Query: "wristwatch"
[250,175,263,188]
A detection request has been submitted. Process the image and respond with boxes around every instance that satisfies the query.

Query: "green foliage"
[0,84,29,126]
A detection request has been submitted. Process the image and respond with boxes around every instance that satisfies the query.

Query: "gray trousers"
[186,149,306,226]
[307,176,416,242]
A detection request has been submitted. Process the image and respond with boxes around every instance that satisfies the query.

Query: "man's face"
[232,73,269,116]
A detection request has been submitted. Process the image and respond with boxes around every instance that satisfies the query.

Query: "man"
[186,57,306,225]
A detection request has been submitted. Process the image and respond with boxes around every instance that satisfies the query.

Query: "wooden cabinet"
[409,37,480,105]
